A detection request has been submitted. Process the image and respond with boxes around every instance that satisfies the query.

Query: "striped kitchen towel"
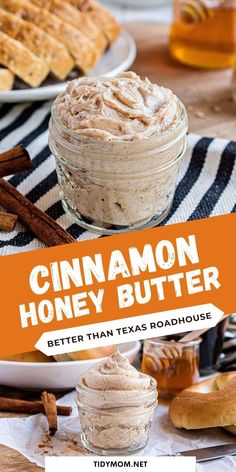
[218,316,236,372]
[0,101,235,255]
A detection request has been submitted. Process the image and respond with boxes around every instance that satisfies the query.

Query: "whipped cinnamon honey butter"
[76,352,157,454]
[49,72,188,234]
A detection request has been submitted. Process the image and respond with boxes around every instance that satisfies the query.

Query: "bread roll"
[0,67,14,90]
[215,372,236,390]
[0,0,99,72]
[31,0,107,54]
[169,372,236,432]
[54,345,115,362]
[0,30,49,86]
[70,345,115,361]
[67,0,121,44]
[0,351,54,362]
[0,8,74,80]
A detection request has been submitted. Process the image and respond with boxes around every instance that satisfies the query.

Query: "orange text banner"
[0,213,235,356]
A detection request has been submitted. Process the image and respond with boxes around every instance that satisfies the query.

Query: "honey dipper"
[145,314,230,370]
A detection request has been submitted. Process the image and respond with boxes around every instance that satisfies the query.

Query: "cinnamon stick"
[0,178,75,246]
[0,397,72,416]
[0,145,32,177]
[41,391,58,436]
[0,211,18,231]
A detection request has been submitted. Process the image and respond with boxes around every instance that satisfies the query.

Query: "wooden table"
[128,23,236,141]
[0,22,235,472]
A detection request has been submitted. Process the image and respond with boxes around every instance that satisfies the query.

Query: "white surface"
[45,456,196,472]
[0,341,140,390]
[101,0,172,23]
[0,390,234,470]
[0,29,136,103]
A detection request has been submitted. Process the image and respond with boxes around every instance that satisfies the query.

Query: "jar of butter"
[76,352,158,455]
[49,72,188,235]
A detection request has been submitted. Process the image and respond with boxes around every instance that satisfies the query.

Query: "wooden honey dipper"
[145,314,230,371]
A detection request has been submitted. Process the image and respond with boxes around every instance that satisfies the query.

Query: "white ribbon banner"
[36,303,224,356]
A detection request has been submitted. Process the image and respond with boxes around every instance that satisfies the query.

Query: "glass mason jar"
[170,0,236,68]
[141,337,201,400]
[76,374,157,455]
[49,100,188,235]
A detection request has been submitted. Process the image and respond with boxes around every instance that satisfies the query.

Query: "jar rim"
[144,336,202,347]
[51,97,188,150]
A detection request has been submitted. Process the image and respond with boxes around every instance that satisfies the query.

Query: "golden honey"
[170,1,236,68]
[141,338,200,400]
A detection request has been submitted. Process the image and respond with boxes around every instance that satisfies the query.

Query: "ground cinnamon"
[0,178,75,246]
[41,391,58,436]
[0,211,18,231]
[0,396,72,416]
[0,145,32,177]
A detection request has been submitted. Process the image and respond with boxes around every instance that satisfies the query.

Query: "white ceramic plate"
[113,0,170,6]
[0,341,141,391]
[0,28,136,103]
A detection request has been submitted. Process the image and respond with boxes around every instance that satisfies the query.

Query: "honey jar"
[141,337,201,400]
[170,0,236,69]
[232,68,236,101]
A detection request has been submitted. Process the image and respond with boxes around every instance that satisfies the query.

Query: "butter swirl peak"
[84,352,151,391]
[55,72,180,141]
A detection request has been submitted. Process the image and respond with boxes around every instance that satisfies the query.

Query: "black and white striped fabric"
[0,101,235,256]
[219,317,236,372]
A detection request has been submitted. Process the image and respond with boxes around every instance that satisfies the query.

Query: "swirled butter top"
[84,351,151,391]
[55,72,180,141]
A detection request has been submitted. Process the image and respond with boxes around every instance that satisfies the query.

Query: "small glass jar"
[76,374,157,455]
[170,0,236,69]
[141,337,201,400]
[49,100,188,235]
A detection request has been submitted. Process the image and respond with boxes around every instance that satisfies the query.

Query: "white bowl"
[0,341,141,391]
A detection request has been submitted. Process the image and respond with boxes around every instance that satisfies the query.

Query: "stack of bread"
[0,0,121,89]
